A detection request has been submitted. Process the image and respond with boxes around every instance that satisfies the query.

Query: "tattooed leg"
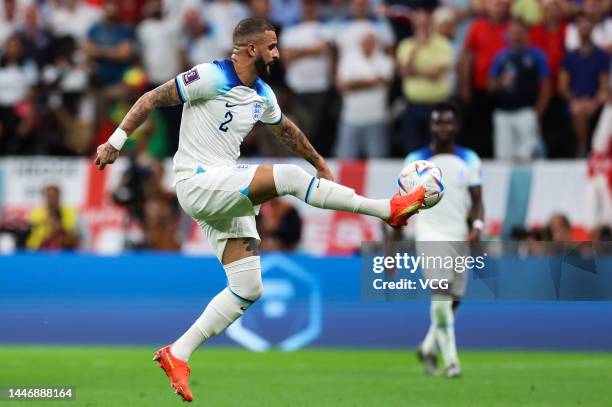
[171,238,262,362]
[222,238,261,265]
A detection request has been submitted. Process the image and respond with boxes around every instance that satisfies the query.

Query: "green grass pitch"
[1,346,611,406]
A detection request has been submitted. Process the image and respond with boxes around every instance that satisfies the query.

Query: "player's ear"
[247,43,257,57]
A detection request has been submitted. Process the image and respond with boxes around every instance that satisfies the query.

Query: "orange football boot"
[153,345,194,402]
[386,185,426,228]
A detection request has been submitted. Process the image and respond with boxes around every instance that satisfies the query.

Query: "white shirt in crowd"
[0,61,37,106]
[332,18,395,57]
[201,0,249,56]
[137,17,182,85]
[280,21,333,94]
[49,3,102,42]
[337,50,393,126]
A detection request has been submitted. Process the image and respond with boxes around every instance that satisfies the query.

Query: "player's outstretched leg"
[155,244,262,402]
[248,164,424,228]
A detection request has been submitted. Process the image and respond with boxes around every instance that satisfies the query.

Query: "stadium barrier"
[1,253,611,350]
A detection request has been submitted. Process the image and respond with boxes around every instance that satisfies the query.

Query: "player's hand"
[95,142,120,170]
[467,228,480,242]
[316,162,334,182]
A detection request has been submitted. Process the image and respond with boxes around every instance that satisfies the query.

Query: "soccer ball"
[397,160,445,209]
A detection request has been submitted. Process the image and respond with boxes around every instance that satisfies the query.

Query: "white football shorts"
[175,164,261,260]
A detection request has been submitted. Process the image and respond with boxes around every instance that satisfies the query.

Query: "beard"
[255,56,273,78]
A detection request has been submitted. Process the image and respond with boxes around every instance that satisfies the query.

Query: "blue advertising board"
[1,253,611,350]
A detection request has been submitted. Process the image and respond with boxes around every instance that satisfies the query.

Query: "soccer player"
[94,18,425,402]
[399,102,484,377]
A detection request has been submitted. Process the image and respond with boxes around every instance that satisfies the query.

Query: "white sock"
[171,257,262,361]
[432,298,460,368]
[273,164,390,219]
[421,322,437,355]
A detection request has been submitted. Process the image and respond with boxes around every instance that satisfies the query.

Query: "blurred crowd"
[0,0,610,160]
[0,0,611,252]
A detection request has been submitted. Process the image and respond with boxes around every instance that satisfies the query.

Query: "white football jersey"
[405,146,482,241]
[172,59,282,185]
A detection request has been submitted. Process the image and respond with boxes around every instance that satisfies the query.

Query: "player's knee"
[229,271,263,302]
[224,256,263,303]
[243,276,263,302]
[273,164,312,196]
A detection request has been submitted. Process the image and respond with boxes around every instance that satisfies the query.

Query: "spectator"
[41,35,93,155]
[137,0,182,83]
[259,198,303,252]
[202,0,250,59]
[137,0,182,152]
[438,0,476,55]
[0,34,37,155]
[335,31,393,158]
[182,8,226,66]
[592,225,611,241]
[530,0,573,158]
[489,17,550,161]
[511,0,542,25]
[48,0,102,43]
[26,184,89,250]
[321,0,349,23]
[547,213,572,241]
[559,11,610,157]
[459,0,509,158]
[270,0,302,27]
[333,0,395,58]
[142,161,181,250]
[17,4,55,69]
[280,0,335,156]
[83,1,134,132]
[0,0,22,50]
[565,0,612,53]
[83,1,134,88]
[115,0,148,26]
[397,5,453,153]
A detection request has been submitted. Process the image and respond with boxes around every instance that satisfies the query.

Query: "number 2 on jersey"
[219,111,233,132]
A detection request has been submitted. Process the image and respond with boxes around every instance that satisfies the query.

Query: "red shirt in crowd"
[465,17,509,90]
[529,22,567,93]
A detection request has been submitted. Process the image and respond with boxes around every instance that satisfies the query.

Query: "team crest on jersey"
[252,102,264,121]
[183,68,200,85]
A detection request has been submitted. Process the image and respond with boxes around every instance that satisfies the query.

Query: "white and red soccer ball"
[397,160,445,209]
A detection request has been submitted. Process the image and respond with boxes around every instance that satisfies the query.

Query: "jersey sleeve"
[259,84,283,125]
[175,63,224,103]
[465,150,482,187]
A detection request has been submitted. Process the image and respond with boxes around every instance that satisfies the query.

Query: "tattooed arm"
[95,79,182,170]
[268,116,334,181]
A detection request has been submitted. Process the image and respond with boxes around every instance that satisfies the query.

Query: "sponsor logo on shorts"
[235,164,250,171]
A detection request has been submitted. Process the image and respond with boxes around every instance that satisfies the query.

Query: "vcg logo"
[226,254,322,351]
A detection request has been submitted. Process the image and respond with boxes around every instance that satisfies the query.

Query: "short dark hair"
[431,101,461,121]
[233,18,276,46]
